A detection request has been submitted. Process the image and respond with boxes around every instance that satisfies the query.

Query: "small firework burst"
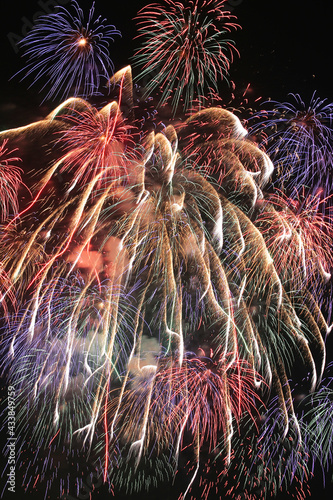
[15,1,121,102]
[57,100,134,193]
[0,139,23,221]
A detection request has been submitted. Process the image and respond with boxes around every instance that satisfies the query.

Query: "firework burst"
[15,1,121,102]
[0,139,23,221]
[133,0,239,114]
[248,92,333,200]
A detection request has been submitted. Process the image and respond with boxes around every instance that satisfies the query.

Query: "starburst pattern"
[133,0,239,113]
[15,1,121,102]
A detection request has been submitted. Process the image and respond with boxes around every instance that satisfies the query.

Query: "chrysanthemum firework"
[132,0,239,114]
[15,0,121,102]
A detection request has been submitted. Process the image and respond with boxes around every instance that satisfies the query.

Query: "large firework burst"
[0,67,332,499]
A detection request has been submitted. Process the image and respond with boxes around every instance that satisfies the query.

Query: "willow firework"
[0,67,332,499]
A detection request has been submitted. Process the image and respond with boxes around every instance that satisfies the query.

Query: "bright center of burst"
[78,37,88,47]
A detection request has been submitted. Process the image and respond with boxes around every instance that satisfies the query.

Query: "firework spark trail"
[0,67,331,498]
[300,374,333,476]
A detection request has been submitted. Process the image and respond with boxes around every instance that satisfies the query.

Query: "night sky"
[0,0,332,126]
[0,1,332,499]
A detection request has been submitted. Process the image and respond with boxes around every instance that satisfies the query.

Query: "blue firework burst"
[15,1,121,102]
[248,93,333,199]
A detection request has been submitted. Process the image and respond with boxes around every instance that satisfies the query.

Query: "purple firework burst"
[248,92,333,199]
[15,1,121,102]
